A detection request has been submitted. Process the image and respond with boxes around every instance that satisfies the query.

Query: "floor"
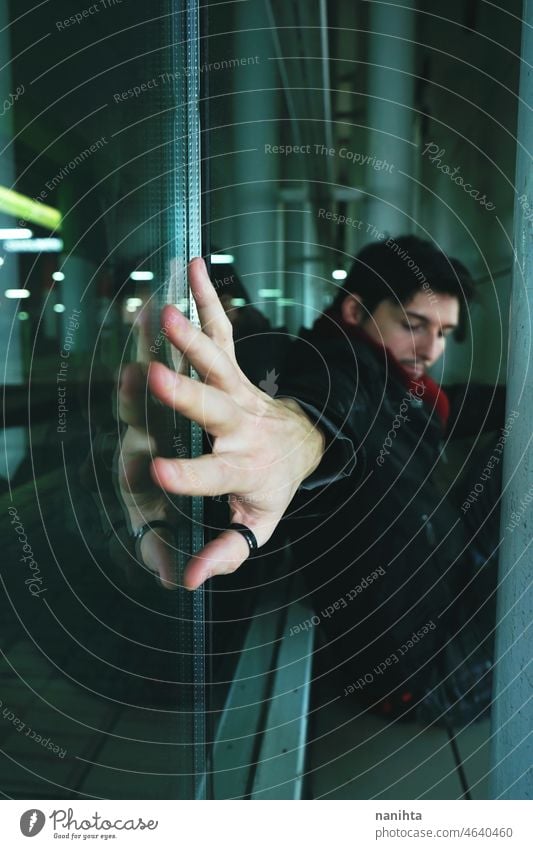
[0,633,492,800]
[308,694,491,799]
[1,436,492,800]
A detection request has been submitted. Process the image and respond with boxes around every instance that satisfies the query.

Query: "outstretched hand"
[118,257,324,590]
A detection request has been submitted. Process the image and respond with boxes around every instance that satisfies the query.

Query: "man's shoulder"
[288,327,384,380]
[278,329,385,425]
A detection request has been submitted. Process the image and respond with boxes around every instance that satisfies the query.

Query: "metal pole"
[169,0,207,800]
[489,0,533,801]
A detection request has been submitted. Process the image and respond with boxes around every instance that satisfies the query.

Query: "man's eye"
[402,322,422,333]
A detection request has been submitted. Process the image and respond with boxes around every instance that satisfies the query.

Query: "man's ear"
[340,293,364,326]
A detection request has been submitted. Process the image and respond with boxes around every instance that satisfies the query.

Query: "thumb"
[183,530,254,589]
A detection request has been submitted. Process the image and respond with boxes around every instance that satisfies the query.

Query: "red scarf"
[312,308,450,428]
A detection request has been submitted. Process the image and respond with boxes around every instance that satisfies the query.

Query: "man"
[118,236,495,721]
[273,237,496,720]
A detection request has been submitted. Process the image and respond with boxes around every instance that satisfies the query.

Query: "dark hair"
[333,235,475,315]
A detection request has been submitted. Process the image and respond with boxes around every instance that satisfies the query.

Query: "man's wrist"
[277,398,326,481]
[278,396,359,490]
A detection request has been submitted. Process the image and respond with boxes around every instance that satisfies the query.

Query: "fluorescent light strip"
[0,186,62,231]
[5,289,30,298]
[3,238,63,253]
[258,288,282,298]
[0,228,33,239]
[130,271,154,281]
[211,254,234,264]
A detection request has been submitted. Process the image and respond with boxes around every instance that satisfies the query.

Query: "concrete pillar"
[364,0,415,236]
[301,203,316,329]
[489,0,533,800]
[279,203,329,334]
[0,0,27,480]
[228,0,280,322]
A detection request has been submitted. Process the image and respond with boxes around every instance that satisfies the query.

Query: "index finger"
[188,257,236,356]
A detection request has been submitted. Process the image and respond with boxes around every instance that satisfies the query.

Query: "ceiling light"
[332,269,347,280]
[5,289,30,298]
[4,238,63,253]
[258,288,282,298]
[211,254,234,264]
[0,186,62,230]
[0,228,33,239]
[52,271,65,281]
[130,271,154,281]
[53,303,66,313]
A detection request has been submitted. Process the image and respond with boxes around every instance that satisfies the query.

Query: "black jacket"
[279,328,474,699]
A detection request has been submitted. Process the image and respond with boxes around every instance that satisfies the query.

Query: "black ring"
[229,523,258,553]
[133,520,176,561]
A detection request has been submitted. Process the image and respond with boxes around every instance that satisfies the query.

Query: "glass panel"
[1,0,205,799]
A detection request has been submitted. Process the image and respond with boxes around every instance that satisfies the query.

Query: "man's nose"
[416,333,442,365]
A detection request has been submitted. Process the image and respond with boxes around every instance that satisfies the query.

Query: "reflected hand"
[119,257,325,589]
[117,313,180,589]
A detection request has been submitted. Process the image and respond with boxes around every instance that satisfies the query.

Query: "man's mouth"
[402,362,424,378]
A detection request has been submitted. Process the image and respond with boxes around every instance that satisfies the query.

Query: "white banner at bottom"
[1,800,531,847]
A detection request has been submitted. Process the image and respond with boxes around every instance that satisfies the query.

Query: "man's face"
[360,290,460,379]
